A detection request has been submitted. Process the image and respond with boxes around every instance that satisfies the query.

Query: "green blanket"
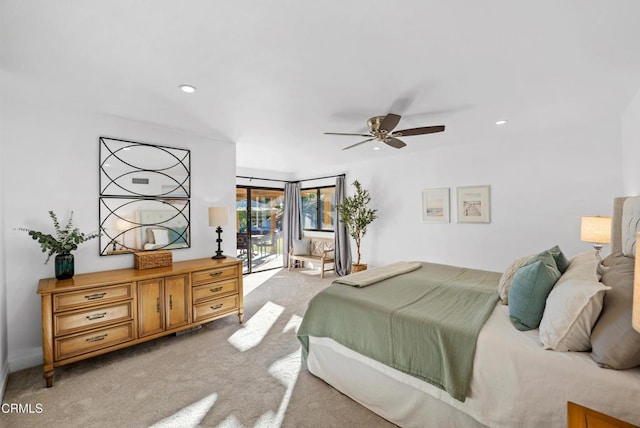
[297,262,500,401]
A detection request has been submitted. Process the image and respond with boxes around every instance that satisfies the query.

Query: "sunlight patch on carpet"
[227,301,284,352]
[254,349,302,428]
[149,392,218,428]
[282,314,302,334]
[216,413,243,427]
[243,268,282,296]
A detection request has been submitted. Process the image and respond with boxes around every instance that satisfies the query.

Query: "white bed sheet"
[307,304,640,428]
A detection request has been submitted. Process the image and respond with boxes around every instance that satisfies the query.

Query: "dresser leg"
[238,310,244,324]
[41,293,55,388]
[44,370,54,388]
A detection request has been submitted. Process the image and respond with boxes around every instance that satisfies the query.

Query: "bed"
[135,209,189,250]
[297,196,640,428]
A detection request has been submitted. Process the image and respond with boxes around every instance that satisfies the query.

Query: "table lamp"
[116,218,131,250]
[209,207,229,259]
[580,216,611,257]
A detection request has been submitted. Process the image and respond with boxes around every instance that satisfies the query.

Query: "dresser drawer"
[193,295,238,322]
[55,322,134,361]
[54,301,133,337]
[53,283,133,312]
[192,265,240,286]
[192,278,238,304]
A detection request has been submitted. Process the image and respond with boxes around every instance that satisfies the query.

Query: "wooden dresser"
[567,402,639,428]
[37,257,243,387]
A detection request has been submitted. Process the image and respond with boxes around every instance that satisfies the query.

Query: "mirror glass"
[99,137,191,255]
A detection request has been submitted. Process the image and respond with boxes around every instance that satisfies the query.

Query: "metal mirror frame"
[99,137,191,255]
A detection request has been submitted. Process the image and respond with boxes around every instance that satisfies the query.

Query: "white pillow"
[555,251,600,286]
[497,254,533,305]
[538,279,610,351]
[152,228,169,246]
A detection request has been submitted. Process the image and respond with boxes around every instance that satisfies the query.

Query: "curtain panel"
[282,181,302,268]
[334,175,352,276]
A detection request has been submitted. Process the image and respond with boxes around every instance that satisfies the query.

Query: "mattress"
[306,304,640,428]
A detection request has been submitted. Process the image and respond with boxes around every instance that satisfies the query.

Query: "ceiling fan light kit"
[325,113,445,150]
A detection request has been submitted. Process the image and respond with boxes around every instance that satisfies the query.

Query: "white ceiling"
[3,1,640,175]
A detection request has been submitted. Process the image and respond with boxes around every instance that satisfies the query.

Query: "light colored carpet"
[1,268,396,428]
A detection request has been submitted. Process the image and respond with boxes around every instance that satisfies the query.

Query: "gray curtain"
[283,181,302,268]
[334,175,352,276]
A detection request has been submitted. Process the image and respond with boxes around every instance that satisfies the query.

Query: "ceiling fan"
[325,113,445,150]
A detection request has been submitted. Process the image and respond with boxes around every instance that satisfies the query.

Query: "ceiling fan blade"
[342,138,375,150]
[384,137,406,149]
[325,132,373,137]
[379,113,401,133]
[393,125,445,137]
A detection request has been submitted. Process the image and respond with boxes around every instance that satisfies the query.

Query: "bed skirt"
[306,336,487,428]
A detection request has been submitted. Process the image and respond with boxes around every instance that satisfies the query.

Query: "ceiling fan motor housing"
[367,116,387,136]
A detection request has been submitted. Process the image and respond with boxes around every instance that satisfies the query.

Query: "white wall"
[0,122,8,397]
[3,100,236,372]
[345,122,622,273]
[622,87,640,194]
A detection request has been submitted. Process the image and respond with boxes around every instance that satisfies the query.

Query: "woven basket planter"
[134,250,173,269]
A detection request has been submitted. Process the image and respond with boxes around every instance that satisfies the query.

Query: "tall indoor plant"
[337,180,378,272]
[19,211,99,279]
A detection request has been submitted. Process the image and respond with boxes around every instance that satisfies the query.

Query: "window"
[301,186,335,231]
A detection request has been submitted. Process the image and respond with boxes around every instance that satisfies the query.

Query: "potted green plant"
[18,211,99,279]
[337,180,378,272]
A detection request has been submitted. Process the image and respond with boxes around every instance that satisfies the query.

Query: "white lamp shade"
[634,232,640,333]
[208,207,229,227]
[580,216,611,244]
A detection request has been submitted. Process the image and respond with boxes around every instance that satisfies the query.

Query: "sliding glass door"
[236,186,284,274]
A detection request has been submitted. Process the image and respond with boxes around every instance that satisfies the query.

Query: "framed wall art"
[457,185,491,223]
[421,187,450,223]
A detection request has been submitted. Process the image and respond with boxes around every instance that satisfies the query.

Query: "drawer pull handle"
[85,292,107,300]
[169,295,173,310]
[211,303,223,310]
[209,272,223,277]
[86,334,108,343]
[86,312,107,321]
[210,286,223,293]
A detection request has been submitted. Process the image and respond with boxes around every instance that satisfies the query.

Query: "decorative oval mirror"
[99,137,191,255]
[100,137,190,197]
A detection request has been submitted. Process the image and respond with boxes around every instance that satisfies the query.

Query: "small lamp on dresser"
[116,217,131,250]
[580,215,612,258]
[633,232,640,333]
[209,207,229,259]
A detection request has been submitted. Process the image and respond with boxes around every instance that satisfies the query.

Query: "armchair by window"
[255,230,278,257]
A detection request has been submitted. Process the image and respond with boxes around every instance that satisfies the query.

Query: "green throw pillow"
[508,251,561,331]
[168,226,188,245]
[547,245,570,274]
[292,239,311,256]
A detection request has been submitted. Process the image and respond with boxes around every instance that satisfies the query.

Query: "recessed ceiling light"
[496,120,508,125]
[373,146,381,151]
[179,84,196,93]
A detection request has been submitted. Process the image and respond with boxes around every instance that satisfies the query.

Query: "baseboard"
[0,360,9,401]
